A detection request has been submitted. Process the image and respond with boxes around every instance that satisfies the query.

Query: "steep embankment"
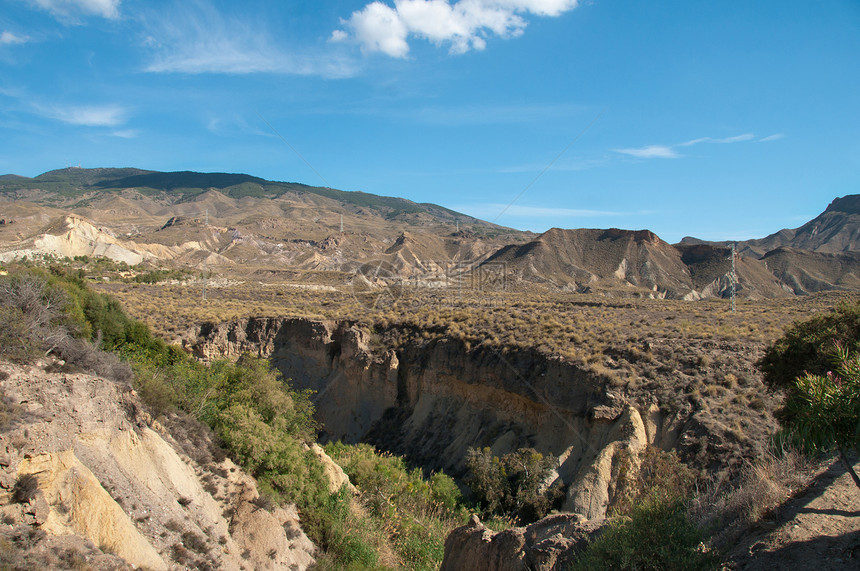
[0,359,316,570]
[187,316,777,522]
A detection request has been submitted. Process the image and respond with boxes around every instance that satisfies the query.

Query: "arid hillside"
[2,168,860,299]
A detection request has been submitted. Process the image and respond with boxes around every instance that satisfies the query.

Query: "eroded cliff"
[187,316,775,525]
[0,359,317,570]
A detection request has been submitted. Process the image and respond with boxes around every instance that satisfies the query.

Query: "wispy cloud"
[758,133,785,143]
[0,31,30,45]
[29,0,120,21]
[109,128,138,138]
[614,145,679,159]
[615,132,755,159]
[678,133,755,146]
[206,115,271,138]
[35,103,129,126]
[142,1,357,77]
[333,0,580,58]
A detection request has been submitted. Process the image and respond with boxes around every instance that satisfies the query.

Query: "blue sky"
[1,0,858,242]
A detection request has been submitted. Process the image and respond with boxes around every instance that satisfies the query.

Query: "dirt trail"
[728,456,860,570]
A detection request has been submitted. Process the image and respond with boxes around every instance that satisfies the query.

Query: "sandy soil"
[727,455,860,570]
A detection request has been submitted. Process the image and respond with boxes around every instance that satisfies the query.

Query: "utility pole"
[205,208,209,226]
[340,214,344,233]
[730,243,737,312]
[458,261,463,304]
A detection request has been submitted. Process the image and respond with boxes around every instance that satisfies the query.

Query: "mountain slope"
[681,195,860,257]
[485,228,694,297]
[761,247,860,294]
[0,168,506,233]
[2,168,859,299]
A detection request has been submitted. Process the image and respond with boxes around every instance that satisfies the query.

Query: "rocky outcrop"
[18,450,167,570]
[562,404,648,519]
[0,214,229,267]
[440,513,603,571]
[0,359,316,570]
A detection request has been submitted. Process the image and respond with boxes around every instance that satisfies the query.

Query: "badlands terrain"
[0,167,858,569]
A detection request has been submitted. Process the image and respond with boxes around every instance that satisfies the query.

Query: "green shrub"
[611,447,696,517]
[464,446,557,524]
[570,445,718,570]
[570,495,720,571]
[779,346,860,487]
[325,442,469,571]
[759,300,860,391]
[761,302,860,487]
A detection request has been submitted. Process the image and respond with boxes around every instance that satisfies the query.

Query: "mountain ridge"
[0,167,858,299]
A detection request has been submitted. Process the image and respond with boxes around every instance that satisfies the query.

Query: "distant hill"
[0,167,528,278]
[0,168,858,299]
[485,228,694,297]
[760,247,860,295]
[0,167,497,230]
[680,194,860,257]
[485,228,797,299]
[740,195,860,256]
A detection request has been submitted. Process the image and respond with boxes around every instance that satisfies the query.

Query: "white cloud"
[342,2,410,57]
[0,32,30,45]
[36,103,129,126]
[329,29,349,43]
[110,128,138,138]
[616,133,756,159]
[678,133,754,147]
[29,0,120,20]
[143,2,357,77]
[759,133,785,143]
[614,145,680,159]
[715,133,754,144]
[334,0,579,58]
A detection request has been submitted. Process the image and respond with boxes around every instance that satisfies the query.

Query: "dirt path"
[727,455,860,570]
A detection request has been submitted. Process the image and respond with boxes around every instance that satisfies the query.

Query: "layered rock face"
[439,514,603,571]
[0,360,316,570]
[188,317,692,522]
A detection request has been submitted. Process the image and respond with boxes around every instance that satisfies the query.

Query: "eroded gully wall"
[186,317,689,519]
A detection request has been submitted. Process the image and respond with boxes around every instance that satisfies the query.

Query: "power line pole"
[730,243,736,312]
[340,214,344,233]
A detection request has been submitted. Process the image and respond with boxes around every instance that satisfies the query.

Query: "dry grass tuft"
[689,446,819,550]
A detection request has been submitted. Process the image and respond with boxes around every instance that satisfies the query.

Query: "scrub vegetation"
[3,257,858,569]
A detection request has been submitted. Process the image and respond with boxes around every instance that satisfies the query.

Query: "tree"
[782,343,860,489]
[464,446,558,523]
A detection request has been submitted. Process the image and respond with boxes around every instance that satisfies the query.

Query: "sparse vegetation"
[571,446,719,571]
[2,255,857,569]
[0,266,474,569]
[324,442,470,571]
[688,445,817,550]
